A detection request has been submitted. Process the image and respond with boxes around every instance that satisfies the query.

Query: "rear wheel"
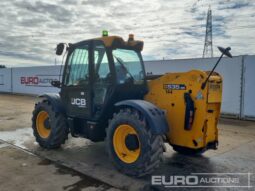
[106,108,164,177]
[32,100,69,149]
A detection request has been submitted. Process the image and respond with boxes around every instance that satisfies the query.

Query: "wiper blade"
[114,56,134,81]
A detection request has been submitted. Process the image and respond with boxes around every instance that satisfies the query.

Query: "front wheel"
[106,108,164,177]
[32,100,69,149]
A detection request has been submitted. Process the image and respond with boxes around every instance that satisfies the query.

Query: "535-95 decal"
[163,84,186,93]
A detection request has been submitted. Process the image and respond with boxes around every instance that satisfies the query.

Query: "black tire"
[32,100,69,149]
[172,145,206,155]
[106,108,165,177]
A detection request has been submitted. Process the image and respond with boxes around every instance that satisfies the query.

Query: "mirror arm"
[201,53,224,90]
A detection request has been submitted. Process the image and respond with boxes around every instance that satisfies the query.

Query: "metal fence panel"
[243,55,255,119]
[12,66,62,95]
[144,56,243,117]
[1,55,253,118]
[0,68,12,93]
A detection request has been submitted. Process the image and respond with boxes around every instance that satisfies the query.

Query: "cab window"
[112,49,144,84]
[65,45,89,86]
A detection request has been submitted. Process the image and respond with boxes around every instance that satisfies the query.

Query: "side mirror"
[218,46,232,58]
[56,43,65,55]
[51,80,61,88]
[201,46,232,89]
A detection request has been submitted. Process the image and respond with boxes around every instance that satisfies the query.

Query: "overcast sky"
[0,0,254,67]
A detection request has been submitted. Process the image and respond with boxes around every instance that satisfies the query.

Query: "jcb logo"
[71,98,86,108]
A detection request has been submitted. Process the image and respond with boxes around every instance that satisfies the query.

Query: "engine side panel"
[144,70,222,150]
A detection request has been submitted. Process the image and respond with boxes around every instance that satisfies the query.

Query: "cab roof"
[72,35,144,51]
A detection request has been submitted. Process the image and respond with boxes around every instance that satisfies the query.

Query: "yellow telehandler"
[32,32,232,176]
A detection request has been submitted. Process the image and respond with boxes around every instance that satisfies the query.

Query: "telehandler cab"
[32,32,232,177]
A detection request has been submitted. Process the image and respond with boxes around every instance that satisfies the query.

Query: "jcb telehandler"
[32,32,232,177]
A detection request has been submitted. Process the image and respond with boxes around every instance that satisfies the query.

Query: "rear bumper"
[171,140,218,155]
[206,140,218,150]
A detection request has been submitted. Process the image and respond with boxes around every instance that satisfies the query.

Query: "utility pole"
[203,6,213,58]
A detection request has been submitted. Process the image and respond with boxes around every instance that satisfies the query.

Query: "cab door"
[92,41,113,118]
[60,42,93,118]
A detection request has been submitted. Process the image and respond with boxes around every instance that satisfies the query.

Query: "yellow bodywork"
[145,70,222,150]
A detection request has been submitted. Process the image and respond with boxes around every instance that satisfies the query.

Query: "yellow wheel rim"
[36,111,51,139]
[113,124,141,164]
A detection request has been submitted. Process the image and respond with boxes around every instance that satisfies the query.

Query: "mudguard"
[39,93,65,113]
[115,100,169,135]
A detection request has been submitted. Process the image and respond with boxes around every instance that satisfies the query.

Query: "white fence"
[145,56,243,117]
[242,56,255,119]
[0,68,12,93]
[0,55,254,119]
[11,66,62,95]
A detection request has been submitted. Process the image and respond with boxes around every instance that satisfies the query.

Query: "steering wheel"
[218,46,232,58]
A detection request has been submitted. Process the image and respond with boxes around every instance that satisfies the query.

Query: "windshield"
[112,49,145,84]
